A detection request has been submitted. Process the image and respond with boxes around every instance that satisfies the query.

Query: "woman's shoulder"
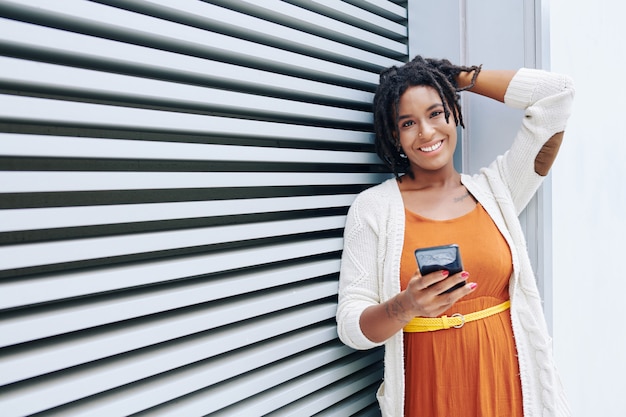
[353,177,398,203]
[348,177,400,216]
[345,177,402,234]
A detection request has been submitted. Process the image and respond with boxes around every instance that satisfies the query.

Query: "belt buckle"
[451,313,465,328]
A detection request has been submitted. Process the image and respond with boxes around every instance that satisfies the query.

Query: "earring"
[395,142,407,158]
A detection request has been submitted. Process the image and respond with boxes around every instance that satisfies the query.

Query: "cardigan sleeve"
[489,68,575,214]
[336,186,388,350]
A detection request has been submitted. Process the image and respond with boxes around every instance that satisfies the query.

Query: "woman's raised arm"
[457,69,517,103]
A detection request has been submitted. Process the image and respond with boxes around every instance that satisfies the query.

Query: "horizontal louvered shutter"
[0,1,407,416]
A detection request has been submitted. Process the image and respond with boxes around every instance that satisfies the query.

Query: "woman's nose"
[419,121,436,139]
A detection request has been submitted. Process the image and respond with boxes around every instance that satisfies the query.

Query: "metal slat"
[0,274,337,346]
[0,195,356,232]
[0,301,337,386]
[0,324,341,417]
[98,0,406,64]
[305,383,382,416]
[85,337,347,417]
[344,0,407,21]
[0,56,372,126]
[0,276,338,348]
[0,94,373,144]
[0,134,380,164]
[0,215,346,273]
[0,171,387,193]
[220,361,383,417]
[198,0,406,55]
[347,404,384,417]
[0,1,386,85]
[285,0,406,39]
[0,240,343,309]
[266,368,383,416]
[194,349,383,417]
[0,18,375,106]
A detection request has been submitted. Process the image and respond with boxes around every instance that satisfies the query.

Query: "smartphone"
[414,244,465,294]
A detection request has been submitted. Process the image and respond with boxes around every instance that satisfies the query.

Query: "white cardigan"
[336,68,575,417]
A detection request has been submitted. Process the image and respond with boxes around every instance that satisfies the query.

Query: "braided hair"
[373,56,481,179]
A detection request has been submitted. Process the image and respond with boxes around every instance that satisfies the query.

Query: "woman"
[336,56,574,416]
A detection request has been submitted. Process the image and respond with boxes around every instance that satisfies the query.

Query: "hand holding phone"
[414,244,466,294]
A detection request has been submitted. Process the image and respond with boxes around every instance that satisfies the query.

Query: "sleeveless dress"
[400,203,524,417]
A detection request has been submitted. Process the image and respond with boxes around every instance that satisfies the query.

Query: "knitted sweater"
[336,68,575,417]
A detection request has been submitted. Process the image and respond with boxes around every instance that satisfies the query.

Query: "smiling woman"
[372,57,481,180]
[396,85,459,175]
[336,56,575,417]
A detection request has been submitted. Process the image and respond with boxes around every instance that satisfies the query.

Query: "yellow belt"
[403,300,511,333]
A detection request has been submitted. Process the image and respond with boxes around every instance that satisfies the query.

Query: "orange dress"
[400,203,523,417]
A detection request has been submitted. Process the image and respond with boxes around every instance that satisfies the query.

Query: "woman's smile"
[418,140,444,153]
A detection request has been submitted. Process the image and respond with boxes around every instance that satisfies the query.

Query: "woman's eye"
[401,120,414,128]
[430,110,443,118]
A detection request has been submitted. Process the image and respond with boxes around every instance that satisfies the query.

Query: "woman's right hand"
[359,270,476,343]
[401,269,476,318]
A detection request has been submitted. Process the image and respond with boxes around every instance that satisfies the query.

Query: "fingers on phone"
[459,272,477,292]
[431,269,450,283]
[439,271,472,296]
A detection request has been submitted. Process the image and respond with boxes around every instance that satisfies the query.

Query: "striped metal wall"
[0,0,408,415]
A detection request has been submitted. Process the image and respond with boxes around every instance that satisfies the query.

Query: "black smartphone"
[414,244,465,294]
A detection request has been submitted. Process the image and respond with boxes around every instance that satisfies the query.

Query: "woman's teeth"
[419,140,443,152]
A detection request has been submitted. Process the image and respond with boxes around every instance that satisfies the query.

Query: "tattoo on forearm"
[385,297,409,323]
[453,192,471,203]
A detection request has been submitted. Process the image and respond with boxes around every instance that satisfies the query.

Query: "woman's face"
[396,85,457,174]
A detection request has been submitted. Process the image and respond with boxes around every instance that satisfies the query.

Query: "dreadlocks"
[373,55,481,179]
